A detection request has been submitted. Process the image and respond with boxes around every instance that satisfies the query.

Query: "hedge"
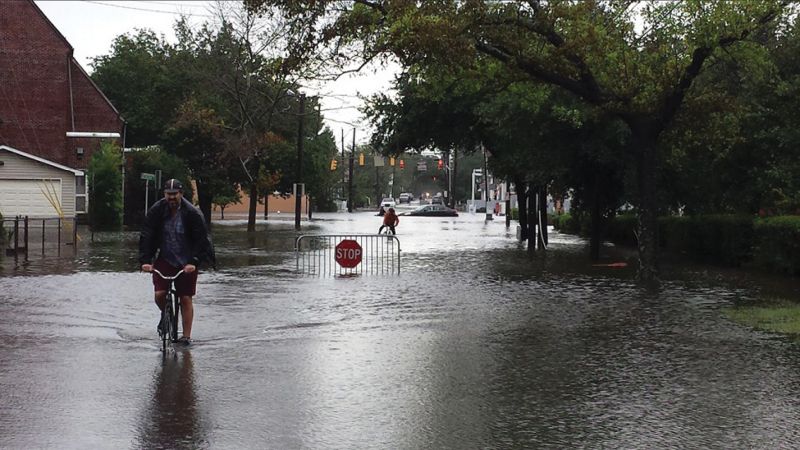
[752,216,800,275]
[551,212,800,274]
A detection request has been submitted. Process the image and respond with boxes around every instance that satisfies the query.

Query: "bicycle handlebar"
[149,268,185,280]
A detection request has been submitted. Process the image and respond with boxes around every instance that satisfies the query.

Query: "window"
[75,175,87,213]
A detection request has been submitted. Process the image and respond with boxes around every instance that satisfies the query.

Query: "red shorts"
[152,258,198,297]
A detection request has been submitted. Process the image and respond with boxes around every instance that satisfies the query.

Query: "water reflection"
[4,212,800,447]
[136,350,205,449]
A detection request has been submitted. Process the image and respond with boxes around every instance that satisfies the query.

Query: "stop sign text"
[335,239,363,268]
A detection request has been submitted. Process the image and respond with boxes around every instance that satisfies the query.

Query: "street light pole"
[341,129,346,209]
[348,128,355,212]
[295,93,305,230]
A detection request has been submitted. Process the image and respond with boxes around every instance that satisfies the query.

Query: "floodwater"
[2,209,800,449]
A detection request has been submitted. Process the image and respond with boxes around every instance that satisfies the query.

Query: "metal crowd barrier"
[295,234,401,276]
[2,216,78,258]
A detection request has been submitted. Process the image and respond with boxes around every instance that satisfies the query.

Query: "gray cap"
[163,178,183,193]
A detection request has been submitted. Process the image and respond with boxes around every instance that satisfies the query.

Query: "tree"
[91,30,190,147]
[123,147,192,226]
[163,98,229,225]
[187,3,331,231]
[87,141,123,230]
[251,0,790,283]
[213,184,241,220]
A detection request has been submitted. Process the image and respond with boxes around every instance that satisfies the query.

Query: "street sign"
[335,239,362,268]
[140,172,156,181]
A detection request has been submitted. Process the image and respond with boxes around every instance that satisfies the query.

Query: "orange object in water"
[592,262,628,268]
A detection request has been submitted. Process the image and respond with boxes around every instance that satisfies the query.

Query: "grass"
[724,301,800,337]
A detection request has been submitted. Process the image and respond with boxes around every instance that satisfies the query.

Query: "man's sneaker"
[175,336,192,346]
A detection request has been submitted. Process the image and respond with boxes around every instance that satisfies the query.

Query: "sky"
[34,0,398,145]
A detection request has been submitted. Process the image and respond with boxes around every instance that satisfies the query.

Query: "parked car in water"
[381,197,396,208]
[398,192,414,203]
[402,204,459,217]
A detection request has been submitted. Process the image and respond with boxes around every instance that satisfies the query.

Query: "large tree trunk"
[247,182,258,232]
[264,193,269,220]
[538,186,548,249]
[450,148,458,208]
[515,178,528,241]
[634,127,660,284]
[527,186,536,253]
[505,181,511,228]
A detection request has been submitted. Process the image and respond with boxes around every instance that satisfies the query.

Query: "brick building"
[0,0,124,218]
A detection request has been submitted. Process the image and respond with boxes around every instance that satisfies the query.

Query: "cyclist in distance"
[139,179,215,346]
[378,207,400,235]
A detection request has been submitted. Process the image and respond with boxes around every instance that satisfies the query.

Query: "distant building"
[0,0,124,218]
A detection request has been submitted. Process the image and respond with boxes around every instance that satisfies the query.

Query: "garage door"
[0,179,62,217]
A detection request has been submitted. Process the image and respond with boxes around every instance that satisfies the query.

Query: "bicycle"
[151,268,184,352]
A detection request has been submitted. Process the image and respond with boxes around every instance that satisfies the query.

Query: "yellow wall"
[212,190,309,219]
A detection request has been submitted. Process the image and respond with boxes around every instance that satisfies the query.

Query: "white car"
[381,197,396,208]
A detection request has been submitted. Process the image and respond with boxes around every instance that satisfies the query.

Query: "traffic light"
[437,159,443,170]
[330,158,338,171]
[399,159,405,169]
[358,153,365,166]
[389,156,395,166]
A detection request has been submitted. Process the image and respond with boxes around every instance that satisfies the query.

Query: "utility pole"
[295,93,305,230]
[390,162,396,199]
[341,129,346,209]
[348,128,355,212]
[375,149,381,207]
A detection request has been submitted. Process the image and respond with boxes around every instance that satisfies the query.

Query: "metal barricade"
[295,234,401,276]
[2,216,78,258]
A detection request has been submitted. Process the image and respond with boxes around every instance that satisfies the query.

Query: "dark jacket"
[138,197,216,268]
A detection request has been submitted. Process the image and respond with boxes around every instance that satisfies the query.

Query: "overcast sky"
[34,0,397,145]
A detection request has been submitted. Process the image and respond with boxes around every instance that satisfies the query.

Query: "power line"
[81,0,215,18]
[134,1,210,9]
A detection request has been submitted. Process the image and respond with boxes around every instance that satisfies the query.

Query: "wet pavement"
[2,209,800,448]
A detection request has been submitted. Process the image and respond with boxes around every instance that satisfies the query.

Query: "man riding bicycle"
[139,179,215,346]
[378,207,400,235]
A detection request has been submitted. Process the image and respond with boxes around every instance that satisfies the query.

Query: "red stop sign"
[335,239,362,268]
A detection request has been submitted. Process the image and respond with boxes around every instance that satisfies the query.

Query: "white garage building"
[0,145,84,219]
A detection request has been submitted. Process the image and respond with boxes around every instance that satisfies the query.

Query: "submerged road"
[2,211,800,448]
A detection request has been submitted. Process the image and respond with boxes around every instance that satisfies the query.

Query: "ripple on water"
[3,216,800,448]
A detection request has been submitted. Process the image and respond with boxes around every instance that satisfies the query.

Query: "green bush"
[659,215,755,266]
[529,210,800,275]
[88,141,123,230]
[315,199,339,212]
[552,213,581,234]
[605,214,638,247]
[753,216,800,275]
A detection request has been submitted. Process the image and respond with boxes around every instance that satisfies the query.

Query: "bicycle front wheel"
[161,305,171,352]
[171,294,180,342]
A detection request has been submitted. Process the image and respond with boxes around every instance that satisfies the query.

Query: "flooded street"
[2,210,800,448]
